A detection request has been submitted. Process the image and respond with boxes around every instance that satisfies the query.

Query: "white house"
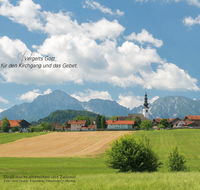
[106,120,135,130]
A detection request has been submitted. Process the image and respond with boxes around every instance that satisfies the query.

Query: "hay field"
[0,131,134,157]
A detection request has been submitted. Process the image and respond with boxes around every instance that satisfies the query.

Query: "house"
[183,115,200,125]
[87,125,97,131]
[51,121,64,131]
[68,120,86,131]
[118,114,151,122]
[0,119,31,132]
[173,115,200,128]
[153,118,180,128]
[64,121,71,131]
[106,120,135,130]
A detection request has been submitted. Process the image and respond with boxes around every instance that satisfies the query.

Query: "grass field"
[0,129,200,189]
[0,132,48,145]
[135,129,200,171]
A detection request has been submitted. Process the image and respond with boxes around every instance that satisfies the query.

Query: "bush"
[105,134,162,172]
[166,145,188,171]
[140,120,153,130]
[158,124,165,129]
[11,126,20,132]
[19,129,22,133]
[159,119,171,129]
[34,127,44,132]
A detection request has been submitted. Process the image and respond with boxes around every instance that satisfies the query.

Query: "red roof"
[106,120,134,125]
[184,115,200,121]
[0,120,22,128]
[68,120,86,125]
[153,118,179,123]
[88,125,96,129]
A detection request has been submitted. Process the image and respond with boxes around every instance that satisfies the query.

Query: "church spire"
[143,92,149,108]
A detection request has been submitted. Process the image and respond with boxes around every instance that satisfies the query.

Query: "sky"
[0,0,200,113]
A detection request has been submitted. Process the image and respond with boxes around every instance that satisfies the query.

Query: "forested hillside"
[31,109,99,125]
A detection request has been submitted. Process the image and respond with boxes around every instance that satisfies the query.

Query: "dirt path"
[0,131,135,157]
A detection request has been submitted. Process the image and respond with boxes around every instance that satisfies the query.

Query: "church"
[117,92,151,121]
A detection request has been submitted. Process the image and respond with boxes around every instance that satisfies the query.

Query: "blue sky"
[1,0,200,113]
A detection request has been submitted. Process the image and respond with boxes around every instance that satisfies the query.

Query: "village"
[0,93,200,133]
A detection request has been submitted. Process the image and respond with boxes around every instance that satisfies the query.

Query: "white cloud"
[117,93,143,109]
[183,15,200,26]
[71,89,112,102]
[125,29,163,48]
[83,0,124,16]
[135,0,200,7]
[117,92,159,109]
[193,98,196,100]
[140,63,199,91]
[0,96,9,104]
[0,0,43,31]
[0,0,199,91]
[17,89,52,102]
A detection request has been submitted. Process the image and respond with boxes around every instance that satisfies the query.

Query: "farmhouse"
[0,119,31,132]
[51,121,65,131]
[106,120,135,130]
[69,120,86,131]
[153,118,180,128]
[81,125,97,131]
[173,115,200,128]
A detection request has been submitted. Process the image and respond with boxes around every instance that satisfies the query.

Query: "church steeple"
[143,92,149,119]
[143,92,149,108]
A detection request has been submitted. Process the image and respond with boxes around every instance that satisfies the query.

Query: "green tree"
[158,124,165,129]
[95,114,102,128]
[134,115,142,128]
[101,116,106,129]
[52,126,55,131]
[140,120,153,130]
[11,126,20,132]
[105,134,162,172]
[166,146,188,171]
[1,117,10,132]
[109,115,119,120]
[40,123,52,131]
[125,118,133,121]
[159,119,171,129]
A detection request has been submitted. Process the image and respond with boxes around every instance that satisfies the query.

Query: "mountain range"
[0,90,200,122]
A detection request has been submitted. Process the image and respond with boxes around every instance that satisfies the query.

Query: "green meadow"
[0,129,200,189]
[0,132,48,145]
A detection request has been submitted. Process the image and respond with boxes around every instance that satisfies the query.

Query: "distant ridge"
[1,90,200,122]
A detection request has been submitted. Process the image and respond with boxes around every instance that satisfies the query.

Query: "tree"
[38,123,52,131]
[1,117,10,132]
[101,116,106,129]
[134,115,142,128]
[140,120,153,130]
[95,114,102,128]
[125,118,132,121]
[109,115,119,120]
[166,146,188,171]
[11,126,20,132]
[158,124,165,129]
[105,134,162,172]
[159,119,171,129]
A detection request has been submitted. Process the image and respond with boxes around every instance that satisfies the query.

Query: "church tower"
[143,92,149,119]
